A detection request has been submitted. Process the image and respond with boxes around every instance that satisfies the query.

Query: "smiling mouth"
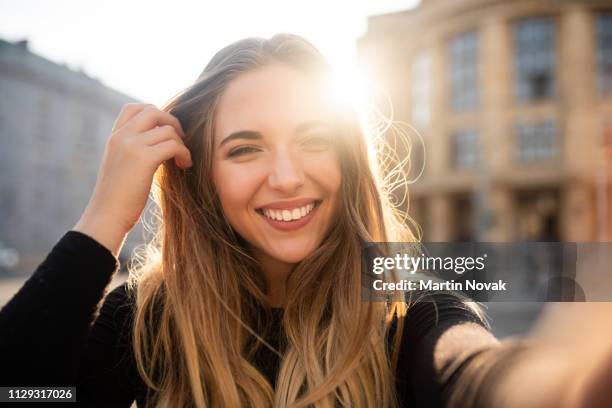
[255,200,322,222]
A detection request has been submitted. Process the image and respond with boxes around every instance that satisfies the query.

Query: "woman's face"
[212,63,342,267]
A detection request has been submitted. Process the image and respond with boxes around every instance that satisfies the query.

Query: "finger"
[112,103,155,131]
[141,125,192,162]
[125,106,186,139]
[141,124,183,146]
[148,139,192,168]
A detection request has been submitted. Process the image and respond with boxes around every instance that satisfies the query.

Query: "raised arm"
[0,230,119,386]
[403,293,612,408]
[396,291,498,407]
[0,103,191,392]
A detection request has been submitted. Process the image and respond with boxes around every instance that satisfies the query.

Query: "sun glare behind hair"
[326,68,373,123]
[322,63,426,234]
[322,67,381,169]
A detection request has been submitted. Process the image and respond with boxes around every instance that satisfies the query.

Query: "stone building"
[0,38,146,274]
[358,0,612,242]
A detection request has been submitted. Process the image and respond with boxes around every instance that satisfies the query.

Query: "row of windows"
[450,120,557,169]
[450,31,479,111]
[597,13,612,97]
[412,13,612,123]
[451,129,479,168]
[514,17,556,102]
[515,121,557,162]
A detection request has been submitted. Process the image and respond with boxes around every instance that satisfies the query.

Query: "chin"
[268,242,318,264]
[273,249,311,264]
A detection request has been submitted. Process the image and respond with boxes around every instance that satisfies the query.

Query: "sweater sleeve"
[75,282,140,407]
[394,291,499,407]
[0,230,119,387]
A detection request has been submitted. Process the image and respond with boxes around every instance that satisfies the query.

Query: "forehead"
[213,63,333,145]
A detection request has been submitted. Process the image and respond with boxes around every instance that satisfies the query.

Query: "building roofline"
[366,6,419,23]
[0,37,139,105]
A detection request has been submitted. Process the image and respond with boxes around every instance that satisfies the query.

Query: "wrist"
[73,213,129,258]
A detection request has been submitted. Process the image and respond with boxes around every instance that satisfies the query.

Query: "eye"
[300,134,333,151]
[227,145,261,157]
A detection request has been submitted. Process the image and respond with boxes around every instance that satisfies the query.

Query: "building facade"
[0,38,147,274]
[358,0,612,242]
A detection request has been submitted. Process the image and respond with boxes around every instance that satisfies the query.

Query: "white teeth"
[261,202,317,222]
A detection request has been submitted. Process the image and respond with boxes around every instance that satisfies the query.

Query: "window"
[596,13,612,97]
[515,121,557,162]
[412,52,431,127]
[449,31,479,111]
[73,111,99,153]
[513,17,556,102]
[451,129,479,169]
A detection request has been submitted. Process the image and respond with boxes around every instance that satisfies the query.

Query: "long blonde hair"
[128,33,418,407]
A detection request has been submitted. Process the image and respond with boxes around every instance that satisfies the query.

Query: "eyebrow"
[295,119,334,134]
[218,130,261,149]
[219,120,335,148]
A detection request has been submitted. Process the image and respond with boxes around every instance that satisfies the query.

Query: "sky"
[0,0,420,106]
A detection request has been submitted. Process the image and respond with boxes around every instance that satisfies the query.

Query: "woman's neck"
[252,249,294,308]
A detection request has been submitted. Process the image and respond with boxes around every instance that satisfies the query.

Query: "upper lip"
[257,198,320,211]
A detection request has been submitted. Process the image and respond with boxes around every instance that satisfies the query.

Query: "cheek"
[213,161,262,218]
[310,151,342,196]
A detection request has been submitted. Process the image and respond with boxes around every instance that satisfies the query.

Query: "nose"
[267,147,305,193]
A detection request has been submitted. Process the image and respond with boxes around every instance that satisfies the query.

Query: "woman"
[0,34,610,407]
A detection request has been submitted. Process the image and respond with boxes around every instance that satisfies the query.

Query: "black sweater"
[0,230,496,407]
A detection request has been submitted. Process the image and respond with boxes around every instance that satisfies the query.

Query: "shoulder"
[392,290,490,350]
[391,291,497,407]
[406,290,488,331]
[102,282,136,312]
[93,282,137,337]
[104,281,135,304]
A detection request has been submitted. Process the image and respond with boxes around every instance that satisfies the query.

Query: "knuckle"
[120,103,139,114]
[121,135,137,148]
[166,138,179,148]
[108,133,122,148]
[118,140,138,158]
[143,105,158,115]
[160,124,175,134]
[173,117,185,130]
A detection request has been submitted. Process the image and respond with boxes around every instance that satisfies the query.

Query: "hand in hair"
[73,103,192,256]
